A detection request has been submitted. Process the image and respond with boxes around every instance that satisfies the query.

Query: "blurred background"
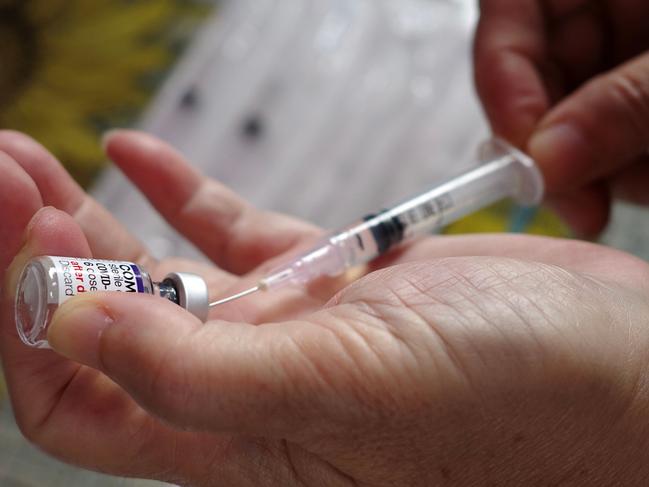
[1,0,647,485]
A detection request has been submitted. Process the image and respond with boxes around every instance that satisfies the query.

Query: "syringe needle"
[209,285,261,307]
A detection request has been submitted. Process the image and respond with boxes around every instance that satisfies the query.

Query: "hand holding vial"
[15,256,209,348]
[3,130,649,485]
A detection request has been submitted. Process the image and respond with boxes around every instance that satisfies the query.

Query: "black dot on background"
[180,87,199,109]
[241,115,264,140]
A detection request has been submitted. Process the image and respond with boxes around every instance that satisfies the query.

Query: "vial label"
[51,257,146,304]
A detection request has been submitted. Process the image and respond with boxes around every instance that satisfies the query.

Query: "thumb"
[529,51,649,193]
[46,292,340,439]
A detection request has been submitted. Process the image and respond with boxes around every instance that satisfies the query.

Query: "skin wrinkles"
[7,130,649,484]
[320,300,441,412]
[301,313,405,424]
[333,269,479,393]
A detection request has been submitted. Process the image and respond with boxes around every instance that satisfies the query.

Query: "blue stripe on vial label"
[131,264,145,293]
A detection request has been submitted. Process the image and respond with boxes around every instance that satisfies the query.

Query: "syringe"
[209,138,544,307]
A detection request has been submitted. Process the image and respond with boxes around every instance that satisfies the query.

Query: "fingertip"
[5,207,93,299]
[105,130,202,216]
[25,206,89,251]
[27,204,70,225]
[6,206,51,299]
[24,206,57,236]
[530,54,649,194]
[0,130,44,153]
[103,129,172,164]
[528,122,594,192]
[104,129,195,179]
[101,129,152,156]
[100,128,128,154]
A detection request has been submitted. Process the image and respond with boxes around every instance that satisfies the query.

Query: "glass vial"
[15,256,210,349]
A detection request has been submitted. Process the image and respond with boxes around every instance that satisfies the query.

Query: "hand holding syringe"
[210,138,545,306]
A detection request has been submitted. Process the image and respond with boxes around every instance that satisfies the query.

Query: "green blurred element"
[0,0,211,188]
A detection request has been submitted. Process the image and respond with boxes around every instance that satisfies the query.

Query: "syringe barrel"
[261,138,544,291]
[377,138,544,240]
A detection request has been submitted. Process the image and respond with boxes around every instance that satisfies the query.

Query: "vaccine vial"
[15,256,210,349]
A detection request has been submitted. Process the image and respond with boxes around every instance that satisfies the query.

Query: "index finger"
[474,0,553,146]
[104,131,320,275]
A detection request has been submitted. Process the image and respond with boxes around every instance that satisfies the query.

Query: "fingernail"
[528,123,590,190]
[48,297,114,368]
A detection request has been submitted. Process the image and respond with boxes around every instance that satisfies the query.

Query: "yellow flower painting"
[0,0,209,187]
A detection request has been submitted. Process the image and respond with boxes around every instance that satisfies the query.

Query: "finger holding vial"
[0,130,338,338]
[15,254,210,350]
[2,207,94,429]
[0,136,355,484]
[2,207,226,481]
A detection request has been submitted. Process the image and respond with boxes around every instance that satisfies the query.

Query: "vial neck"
[155,280,179,305]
